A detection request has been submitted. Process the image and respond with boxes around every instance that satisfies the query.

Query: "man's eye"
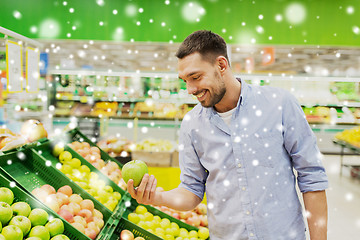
[193,76,200,80]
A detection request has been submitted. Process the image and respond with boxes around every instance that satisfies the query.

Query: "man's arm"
[127,174,202,211]
[303,190,328,240]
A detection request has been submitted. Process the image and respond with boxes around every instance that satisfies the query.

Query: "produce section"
[0,127,210,239]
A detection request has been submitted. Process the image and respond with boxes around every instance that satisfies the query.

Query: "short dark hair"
[175,30,229,65]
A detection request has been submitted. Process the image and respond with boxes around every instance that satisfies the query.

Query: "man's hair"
[175,30,229,65]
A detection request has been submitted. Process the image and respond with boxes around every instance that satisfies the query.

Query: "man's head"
[175,30,229,66]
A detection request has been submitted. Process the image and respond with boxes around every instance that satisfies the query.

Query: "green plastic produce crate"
[32,140,126,218]
[108,217,163,240]
[0,172,86,239]
[0,149,114,240]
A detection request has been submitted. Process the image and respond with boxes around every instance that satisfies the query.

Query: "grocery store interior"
[0,0,359,239]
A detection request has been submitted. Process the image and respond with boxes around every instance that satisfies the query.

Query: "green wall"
[1,0,359,46]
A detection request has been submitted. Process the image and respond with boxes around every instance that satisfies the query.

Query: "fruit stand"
[0,126,209,240]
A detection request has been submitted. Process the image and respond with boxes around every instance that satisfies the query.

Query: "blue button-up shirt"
[178,79,328,240]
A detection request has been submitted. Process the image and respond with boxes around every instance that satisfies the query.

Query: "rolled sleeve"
[282,92,329,193]
[178,120,208,200]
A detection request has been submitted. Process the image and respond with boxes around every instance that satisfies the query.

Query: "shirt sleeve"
[282,92,329,193]
[178,120,208,200]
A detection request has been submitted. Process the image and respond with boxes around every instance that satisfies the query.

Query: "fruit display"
[0,187,70,240]
[335,126,360,148]
[135,139,174,152]
[53,145,122,211]
[303,106,330,124]
[127,205,209,240]
[0,119,48,152]
[97,136,133,158]
[122,160,148,187]
[91,102,118,117]
[67,141,127,190]
[31,184,105,240]
[153,203,208,228]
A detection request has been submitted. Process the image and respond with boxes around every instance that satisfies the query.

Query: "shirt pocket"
[242,131,283,168]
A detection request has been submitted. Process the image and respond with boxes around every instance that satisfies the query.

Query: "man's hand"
[127,173,158,205]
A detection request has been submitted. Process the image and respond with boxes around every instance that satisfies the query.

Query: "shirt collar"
[204,77,248,118]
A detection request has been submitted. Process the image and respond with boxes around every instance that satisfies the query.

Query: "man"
[128,30,328,240]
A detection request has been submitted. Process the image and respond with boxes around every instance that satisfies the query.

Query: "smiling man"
[128,30,328,240]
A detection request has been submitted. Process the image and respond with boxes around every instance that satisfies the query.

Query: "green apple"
[50,234,70,240]
[52,143,64,157]
[0,187,14,204]
[26,237,42,240]
[0,201,13,225]
[9,215,32,235]
[1,225,23,240]
[28,226,50,240]
[198,227,209,239]
[122,160,148,187]
[0,234,5,240]
[45,218,64,237]
[11,201,32,217]
[28,208,49,226]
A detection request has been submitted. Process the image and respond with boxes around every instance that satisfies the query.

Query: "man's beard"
[200,71,226,108]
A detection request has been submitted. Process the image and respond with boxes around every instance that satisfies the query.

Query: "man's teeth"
[196,91,205,98]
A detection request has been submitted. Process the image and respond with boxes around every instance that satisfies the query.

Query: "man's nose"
[187,83,197,95]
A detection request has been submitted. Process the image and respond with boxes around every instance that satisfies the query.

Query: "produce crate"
[131,150,173,167]
[0,149,115,240]
[122,193,200,233]
[0,171,88,239]
[108,217,163,240]
[32,140,127,218]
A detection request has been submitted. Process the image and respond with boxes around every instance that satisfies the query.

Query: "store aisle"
[322,154,360,239]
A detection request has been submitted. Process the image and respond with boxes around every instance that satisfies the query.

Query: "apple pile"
[31,184,105,240]
[154,204,208,228]
[127,205,209,240]
[67,141,127,190]
[0,186,70,240]
[119,229,145,240]
[52,144,122,211]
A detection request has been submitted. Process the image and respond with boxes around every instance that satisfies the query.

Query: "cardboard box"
[132,150,173,167]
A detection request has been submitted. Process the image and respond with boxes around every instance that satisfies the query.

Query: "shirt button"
[242,187,246,191]
[250,233,254,237]
[237,163,242,168]
[246,211,250,215]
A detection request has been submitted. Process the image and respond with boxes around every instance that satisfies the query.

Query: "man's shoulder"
[181,103,205,128]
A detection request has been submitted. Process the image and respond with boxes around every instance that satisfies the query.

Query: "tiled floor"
[321,154,360,239]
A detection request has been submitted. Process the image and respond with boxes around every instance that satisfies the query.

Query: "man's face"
[178,52,226,108]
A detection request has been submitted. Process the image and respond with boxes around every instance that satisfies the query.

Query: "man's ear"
[217,56,228,73]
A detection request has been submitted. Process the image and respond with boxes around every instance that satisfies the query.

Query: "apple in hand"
[122,160,148,187]
[0,201,13,225]
[50,234,70,240]
[28,225,50,240]
[0,187,14,204]
[1,225,23,240]
[9,215,32,235]
[45,218,64,237]
[28,208,49,226]
[11,201,32,217]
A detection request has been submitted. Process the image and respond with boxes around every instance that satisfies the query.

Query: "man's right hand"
[127,173,159,205]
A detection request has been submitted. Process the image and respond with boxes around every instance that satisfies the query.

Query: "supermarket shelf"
[55,95,198,105]
[49,70,360,83]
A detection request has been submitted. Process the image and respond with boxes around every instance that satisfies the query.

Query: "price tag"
[6,40,23,92]
[26,47,40,93]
